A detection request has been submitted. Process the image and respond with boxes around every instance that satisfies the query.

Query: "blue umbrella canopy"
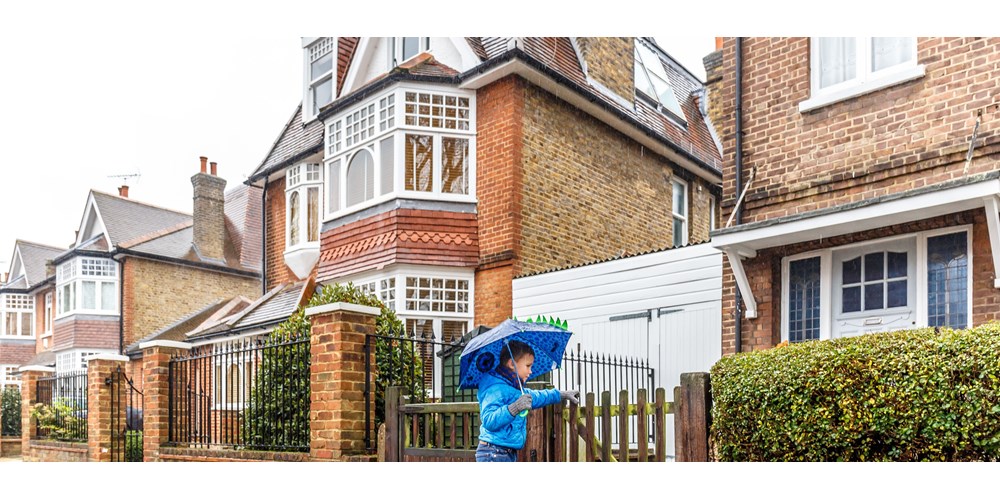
[459,318,572,390]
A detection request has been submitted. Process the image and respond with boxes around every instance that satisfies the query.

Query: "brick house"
[19,160,262,386]
[237,37,722,388]
[0,240,63,389]
[708,37,1000,354]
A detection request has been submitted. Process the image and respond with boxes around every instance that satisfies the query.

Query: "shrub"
[1,387,20,436]
[31,398,86,442]
[711,323,1000,461]
[125,430,143,462]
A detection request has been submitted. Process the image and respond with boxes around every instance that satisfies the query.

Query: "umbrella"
[458,318,572,390]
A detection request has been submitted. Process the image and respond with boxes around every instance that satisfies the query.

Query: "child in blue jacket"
[476,340,579,462]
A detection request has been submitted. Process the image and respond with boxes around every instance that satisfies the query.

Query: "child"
[476,340,580,462]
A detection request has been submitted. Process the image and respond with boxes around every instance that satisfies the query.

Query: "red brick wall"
[0,341,35,366]
[25,440,88,462]
[724,210,999,354]
[52,316,119,351]
[316,209,479,282]
[265,177,296,289]
[475,265,514,327]
[34,287,55,354]
[716,37,1000,354]
[716,37,1000,225]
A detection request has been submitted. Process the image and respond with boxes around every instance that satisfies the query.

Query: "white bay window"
[801,37,924,112]
[324,86,476,220]
[55,257,118,317]
[284,163,323,280]
[0,293,33,338]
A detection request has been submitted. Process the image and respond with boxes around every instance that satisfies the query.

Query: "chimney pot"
[118,185,129,198]
[200,156,208,173]
[715,37,724,50]
[210,162,218,176]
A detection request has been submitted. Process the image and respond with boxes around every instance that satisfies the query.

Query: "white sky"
[1,0,973,274]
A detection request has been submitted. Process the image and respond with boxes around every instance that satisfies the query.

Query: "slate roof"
[250,37,722,184]
[124,298,251,355]
[91,191,191,248]
[181,280,311,341]
[1,240,63,291]
[21,350,55,369]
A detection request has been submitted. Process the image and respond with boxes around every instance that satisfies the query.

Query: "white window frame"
[1,364,21,390]
[800,37,925,112]
[672,178,689,247]
[0,293,34,338]
[285,163,324,251]
[43,292,52,334]
[323,83,477,222]
[211,355,256,410]
[388,37,430,69]
[709,194,717,233]
[55,257,119,319]
[633,38,687,125]
[780,226,973,342]
[55,349,113,374]
[304,37,337,122]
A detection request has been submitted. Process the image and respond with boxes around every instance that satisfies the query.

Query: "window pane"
[864,283,884,311]
[21,313,32,336]
[5,313,16,336]
[441,137,468,195]
[673,217,685,247]
[312,78,333,115]
[788,257,821,343]
[101,282,116,311]
[405,134,433,192]
[864,253,884,281]
[327,160,341,212]
[818,37,857,88]
[672,180,686,217]
[380,137,394,195]
[307,187,319,242]
[402,37,420,61]
[214,365,222,406]
[311,52,333,80]
[842,257,861,285]
[289,191,301,246]
[346,149,375,207]
[927,232,968,329]
[887,252,907,279]
[81,281,97,310]
[872,37,915,72]
[842,286,861,313]
[887,280,907,308]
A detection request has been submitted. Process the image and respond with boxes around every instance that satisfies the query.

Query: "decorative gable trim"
[76,192,112,250]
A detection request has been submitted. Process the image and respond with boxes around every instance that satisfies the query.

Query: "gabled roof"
[249,37,722,185]
[90,191,191,248]
[2,240,63,290]
[124,298,249,355]
[183,279,313,341]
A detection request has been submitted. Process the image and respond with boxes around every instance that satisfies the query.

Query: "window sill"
[799,64,926,113]
[325,192,477,223]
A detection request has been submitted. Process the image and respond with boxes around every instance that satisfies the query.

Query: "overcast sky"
[0,31,713,272]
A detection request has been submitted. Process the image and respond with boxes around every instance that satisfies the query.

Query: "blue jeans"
[476,441,518,462]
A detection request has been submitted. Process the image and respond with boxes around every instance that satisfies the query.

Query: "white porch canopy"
[711,171,1000,318]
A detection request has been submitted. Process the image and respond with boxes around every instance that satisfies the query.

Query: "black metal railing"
[107,365,144,462]
[551,349,655,449]
[167,331,310,451]
[1,386,21,437]
[35,371,88,442]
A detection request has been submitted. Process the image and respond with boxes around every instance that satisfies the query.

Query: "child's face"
[507,353,534,383]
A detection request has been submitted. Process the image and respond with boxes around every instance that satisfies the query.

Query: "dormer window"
[389,37,430,68]
[308,37,336,118]
[634,39,686,125]
[286,163,323,248]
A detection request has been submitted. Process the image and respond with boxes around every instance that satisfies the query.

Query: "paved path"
[0,456,22,462]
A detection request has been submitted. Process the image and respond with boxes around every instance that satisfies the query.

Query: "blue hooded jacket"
[477,372,561,450]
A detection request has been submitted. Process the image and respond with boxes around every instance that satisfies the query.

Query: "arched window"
[289,191,301,246]
[346,149,375,207]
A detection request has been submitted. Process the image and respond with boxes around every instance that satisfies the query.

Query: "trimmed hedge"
[711,324,1000,461]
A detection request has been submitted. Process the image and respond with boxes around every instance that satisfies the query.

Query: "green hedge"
[711,323,1000,461]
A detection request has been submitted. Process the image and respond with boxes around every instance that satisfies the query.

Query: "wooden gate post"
[674,372,712,462]
[384,386,406,462]
[518,381,551,462]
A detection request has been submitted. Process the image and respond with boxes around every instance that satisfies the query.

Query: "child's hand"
[507,394,532,416]
[559,390,580,405]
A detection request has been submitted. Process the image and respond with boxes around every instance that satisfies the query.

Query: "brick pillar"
[305,302,379,461]
[140,340,191,462]
[19,366,55,460]
[86,354,127,462]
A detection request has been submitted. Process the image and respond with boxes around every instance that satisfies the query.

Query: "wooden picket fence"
[382,373,712,462]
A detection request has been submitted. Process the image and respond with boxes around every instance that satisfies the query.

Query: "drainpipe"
[734,37,744,354]
[261,181,268,295]
[118,258,125,355]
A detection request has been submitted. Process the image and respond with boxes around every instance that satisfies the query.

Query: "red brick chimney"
[118,185,129,198]
[191,156,227,261]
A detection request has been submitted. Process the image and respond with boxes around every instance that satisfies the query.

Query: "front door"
[832,238,917,338]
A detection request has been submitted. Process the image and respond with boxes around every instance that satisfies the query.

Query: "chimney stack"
[703,39,725,129]
[118,185,129,198]
[45,259,55,278]
[191,156,227,261]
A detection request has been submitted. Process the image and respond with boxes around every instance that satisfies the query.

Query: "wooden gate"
[382,373,712,462]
